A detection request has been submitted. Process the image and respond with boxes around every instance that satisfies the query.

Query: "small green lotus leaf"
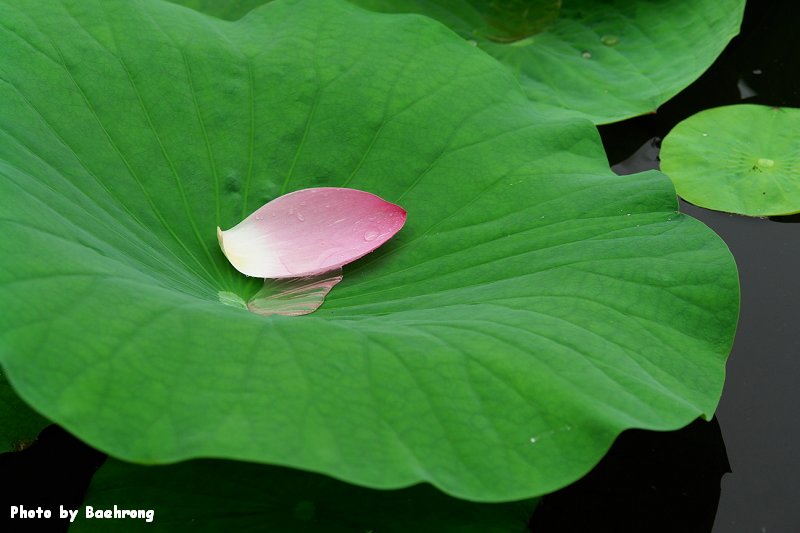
[0,374,49,452]
[72,458,538,531]
[0,0,738,500]
[661,104,800,217]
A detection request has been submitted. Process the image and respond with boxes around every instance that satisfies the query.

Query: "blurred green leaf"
[73,459,537,531]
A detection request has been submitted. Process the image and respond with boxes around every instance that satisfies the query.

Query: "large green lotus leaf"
[0,374,49,452]
[74,458,537,531]
[0,0,738,500]
[660,104,800,217]
[345,0,745,124]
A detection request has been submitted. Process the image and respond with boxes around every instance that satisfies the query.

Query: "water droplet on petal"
[255,214,264,220]
[364,230,379,241]
[297,213,305,221]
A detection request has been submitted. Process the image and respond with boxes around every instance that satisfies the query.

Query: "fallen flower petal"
[218,188,406,278]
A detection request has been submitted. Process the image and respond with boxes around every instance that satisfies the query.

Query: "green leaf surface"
[166,0,266,20]
[660,104,800,216]
[0,0,738,500]
[0,373,49,452]
[73,458,537,531]
[346,0,745,124]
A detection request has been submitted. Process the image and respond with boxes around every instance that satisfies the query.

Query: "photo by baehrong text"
[10,504,155,523]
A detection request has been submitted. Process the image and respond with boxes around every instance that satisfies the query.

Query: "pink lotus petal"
[218,188,406,278]
[247,268,343,317]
